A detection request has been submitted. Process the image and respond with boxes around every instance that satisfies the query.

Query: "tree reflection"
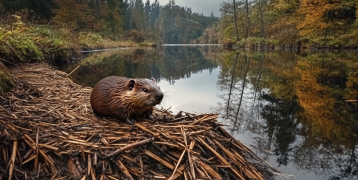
[214,50,358,178]
[62,46,220,87]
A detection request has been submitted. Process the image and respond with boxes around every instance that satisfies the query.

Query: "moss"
[0,66,13,96]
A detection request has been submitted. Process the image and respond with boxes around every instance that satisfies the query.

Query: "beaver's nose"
[156,94,163,102]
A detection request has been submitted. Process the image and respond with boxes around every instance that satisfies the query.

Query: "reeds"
[0,63,282,180]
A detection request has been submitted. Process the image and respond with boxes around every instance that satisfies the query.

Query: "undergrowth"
[0,14,76,64]
[0,12,156,64]
[0,62,13,96]
[79,32,156,50]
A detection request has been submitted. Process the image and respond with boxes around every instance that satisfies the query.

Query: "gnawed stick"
[66,65,80,77]
[22,155,36,165]
[144,150,176,171]
[197,137,229,165]
[192,156,222,179]
[116,160,134,180]
[140,156,144,180]
[191,114,219,125]
[8,141,17,180]
[187,149,196,179]
[168,148,186,180]
[108,138,154,157]
[215,140,261,180]
[134,123,159,136]
[90,167,96,180]
[68,158,81,178]
[50,170,58,180]
[87,154,91,176]
[169,126,189,179]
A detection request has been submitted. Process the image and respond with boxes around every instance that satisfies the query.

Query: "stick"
[168,148,186,180]
[134,123,159,136]
[197,137,229,165]
[8,141,17,180]
[116,160,134,180]
[108,138,154,157]
[87,154,91,176]
[140,156,144,180]
[66,65,80,77]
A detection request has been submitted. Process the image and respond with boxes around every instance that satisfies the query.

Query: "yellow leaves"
[298,0,356,36]
[293,59,356,140]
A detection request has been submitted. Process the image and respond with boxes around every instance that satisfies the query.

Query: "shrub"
[129,30,145,43]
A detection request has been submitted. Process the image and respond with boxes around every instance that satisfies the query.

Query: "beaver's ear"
[151,78,156,82]
[128,79,135,90]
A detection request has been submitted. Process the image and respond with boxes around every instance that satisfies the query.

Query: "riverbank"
[0,63,282,179]
[0,15,156,95]
[223,37,358,50]
[0,15,156,66]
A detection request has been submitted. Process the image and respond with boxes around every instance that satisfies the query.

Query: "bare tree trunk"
[96,0,100,20]
[232,0,239,41]
[227,53,239,118]
[258,0,265,37]
[252,54,263,107]
[232,55,250,133]
[245,0,251,38]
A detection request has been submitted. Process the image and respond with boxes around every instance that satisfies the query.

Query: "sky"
[149,0,221,17]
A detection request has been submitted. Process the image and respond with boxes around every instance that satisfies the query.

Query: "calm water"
[63,46,358,180]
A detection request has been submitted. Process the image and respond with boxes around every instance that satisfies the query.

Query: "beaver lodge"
[0,63,283,180]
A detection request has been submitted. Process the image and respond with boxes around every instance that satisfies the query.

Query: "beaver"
[90,76,164,124]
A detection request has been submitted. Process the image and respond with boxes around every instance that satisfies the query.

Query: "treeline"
[200,0,358,48]
[0,0,218,44]
[63,47,219,87]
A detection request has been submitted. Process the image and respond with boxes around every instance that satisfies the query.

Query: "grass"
[0,15,75,64]
[0,62,13,96]
[79,32,156,50]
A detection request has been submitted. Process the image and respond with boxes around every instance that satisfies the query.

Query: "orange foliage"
[298,0,356,36]
[294,60,349,140]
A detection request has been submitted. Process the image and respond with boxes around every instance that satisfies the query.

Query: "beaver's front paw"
[126,118,136,125]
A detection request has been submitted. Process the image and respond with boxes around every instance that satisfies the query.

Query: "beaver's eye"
[143,88,148,92]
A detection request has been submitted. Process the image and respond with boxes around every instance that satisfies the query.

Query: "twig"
[108,138,154,157]
[8,141,17,180]
[66,65,80,77]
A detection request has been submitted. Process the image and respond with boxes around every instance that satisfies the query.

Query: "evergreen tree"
[1,0,54,20]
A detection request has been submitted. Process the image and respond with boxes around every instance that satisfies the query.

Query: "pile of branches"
[0,63,282,180]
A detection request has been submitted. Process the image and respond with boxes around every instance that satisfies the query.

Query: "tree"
[1,0,54,20]
[150,0,160,27]
[233,0,239,41]
[298,0,356,37]
[52,0,92,29]
[244,0,251,37]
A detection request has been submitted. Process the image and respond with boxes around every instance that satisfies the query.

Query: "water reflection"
[63,46,219,87]
[63,47,358,179]
[213,51,358,179]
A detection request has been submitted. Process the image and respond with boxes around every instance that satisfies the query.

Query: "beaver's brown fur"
[90,76,164,124]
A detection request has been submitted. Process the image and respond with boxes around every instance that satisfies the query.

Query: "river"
[62,46,358,180]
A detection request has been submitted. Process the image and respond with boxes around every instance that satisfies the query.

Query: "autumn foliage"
[216,0,358,48]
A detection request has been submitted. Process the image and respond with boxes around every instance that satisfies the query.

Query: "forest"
[198,0,358,49]
[0,0,218,44]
